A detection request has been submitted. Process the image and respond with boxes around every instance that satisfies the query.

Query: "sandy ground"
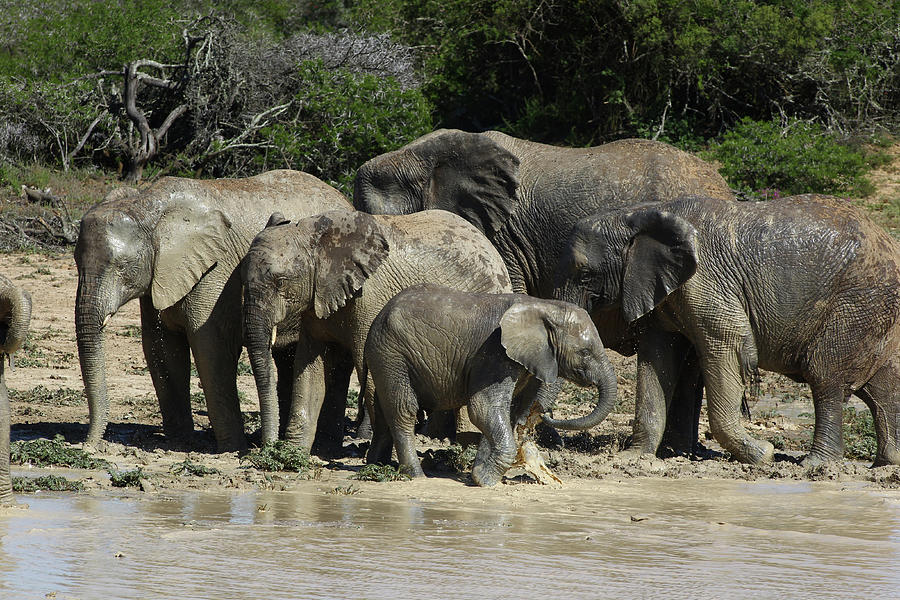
[2,249,899,499]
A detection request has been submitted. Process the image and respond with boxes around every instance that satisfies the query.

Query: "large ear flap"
[499,302,559,383]
[150,201,234,310]
[312,211,389,319]
[422,131,520,238]
[621,208,698,323]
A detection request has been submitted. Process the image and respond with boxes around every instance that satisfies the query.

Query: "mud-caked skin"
[0,274,32,505]
[354,129,734,454]
[553,194,900,467]
[74,171,351,452]
[364,285,617,487]
[240,210,512,457]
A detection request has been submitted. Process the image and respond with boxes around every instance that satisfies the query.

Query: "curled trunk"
[543,353,618,431]
[0,276,32,505]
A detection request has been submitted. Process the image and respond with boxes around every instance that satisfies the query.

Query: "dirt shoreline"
[3,250,900,499]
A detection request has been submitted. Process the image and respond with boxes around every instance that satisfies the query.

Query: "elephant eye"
[274,276,287,290]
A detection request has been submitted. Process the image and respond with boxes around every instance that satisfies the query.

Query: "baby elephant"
[365,285,616,486]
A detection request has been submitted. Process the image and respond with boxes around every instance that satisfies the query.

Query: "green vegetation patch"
[420,444,477,474]
[11,434,109,469]
[12,475,84,492]
[353,463,411,482]
[108,468,145,488]
[241,441,315,472]
[169,458,221,477]
[10,386,86,406]
[843,406,876,460]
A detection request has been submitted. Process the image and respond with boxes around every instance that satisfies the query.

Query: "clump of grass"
[12,475,84,492]
[327,484,361,495]
[843,406,877,460]
[11,434,109,469]
[115,324,142,338]
[353,463,411,482]
[169,458,220,477]
[237,360,253,376]
[346,388,359,408]
[241,441,315,473]
[421,444,477,473]
[10,386,86,406]
[108,468,145,488]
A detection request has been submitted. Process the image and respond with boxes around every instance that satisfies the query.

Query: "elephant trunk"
[76,276,114,445]
[1,360,11,505]
[244,305,279,444]
[544,352,618,431]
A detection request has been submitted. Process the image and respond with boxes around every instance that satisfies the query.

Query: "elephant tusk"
[271,326,277,347]
[102,314,111,329]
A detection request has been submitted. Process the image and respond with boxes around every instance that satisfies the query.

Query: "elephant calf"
[553,194,900,466]
[1,274,32,505]
[365,285,616,487]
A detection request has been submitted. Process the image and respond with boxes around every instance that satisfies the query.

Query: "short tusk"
[102,314,111,328]
[271,326,277,347]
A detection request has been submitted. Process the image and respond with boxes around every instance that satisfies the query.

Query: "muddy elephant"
[241,209,513,455]
[1,274,32,505]
[365,284,616,486]
[552,194,900,466]
[354,129,734,452]
[75,170,351,452]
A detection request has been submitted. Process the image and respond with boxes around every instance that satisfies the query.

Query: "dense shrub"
[704,117,878,196]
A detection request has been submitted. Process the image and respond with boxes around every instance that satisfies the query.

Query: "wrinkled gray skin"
[75,170,350,452]
[241,209,513,456]
[366,285,616,486]
[0,274,32,505]
[555,194,900,466]
[354,129,734,453]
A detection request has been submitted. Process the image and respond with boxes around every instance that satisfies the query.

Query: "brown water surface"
[1,478,899,599]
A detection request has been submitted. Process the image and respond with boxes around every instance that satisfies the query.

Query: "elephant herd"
[2,128,900,499]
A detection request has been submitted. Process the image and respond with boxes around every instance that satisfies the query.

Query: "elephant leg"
[628,330,688,455]
[189,329,246,453]
[311,344,353,457]
[272,344,295,439]
[366,388,394,465]
[857,356,900,466]
[660,346,703,457]
[283,336,328,454]
[703,349,774,465]
[139,297,192,441]
[801,380,849,465]
[468,382,518,487]
[377,372,424,477]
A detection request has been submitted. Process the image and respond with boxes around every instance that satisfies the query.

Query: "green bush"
[255,59,432,194]
[241,441,315,472]
[11,435,109,469]
[705,117,879,196]
[353,463,411,482]
[12,475,85,493]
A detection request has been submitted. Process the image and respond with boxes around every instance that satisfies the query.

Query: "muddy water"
[2,479,899,599]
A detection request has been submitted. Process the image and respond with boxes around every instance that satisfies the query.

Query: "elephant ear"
[499,302,559,384]
[423,131,520,238]
[621,208,698,323]
[312,211,389,319]
[150,202,234,310]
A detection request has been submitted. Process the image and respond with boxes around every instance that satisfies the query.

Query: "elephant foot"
[730,437,775,465]
[618,444,651,459]
[873,446,900,467]
[471,461,503,487]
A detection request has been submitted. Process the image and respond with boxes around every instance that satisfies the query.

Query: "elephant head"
[545,206,698,429]
[353,129,520,238]
[0,274,32,505]
[500,300,618,430]
[241,210,389,443]
[75,188,234,444]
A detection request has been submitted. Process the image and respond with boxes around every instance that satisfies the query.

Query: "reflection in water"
[1,479,899,599]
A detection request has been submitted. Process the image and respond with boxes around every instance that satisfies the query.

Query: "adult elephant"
[1,274,32,505]
[354,129,734,451]
[551,194,900,466]
[241,209,513,455]
[75,170,351,452]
